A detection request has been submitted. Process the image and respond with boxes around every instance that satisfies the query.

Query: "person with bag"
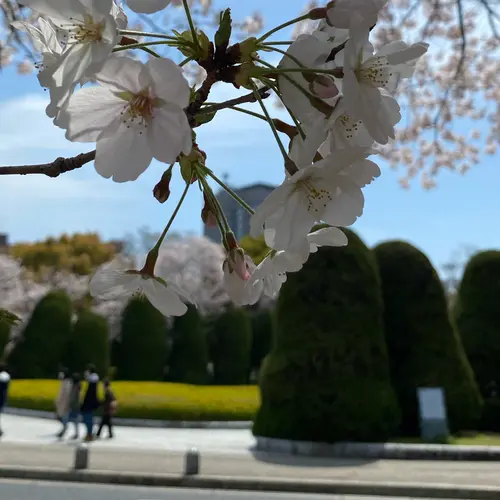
[80,365,100,442]
[55,368,71,434]
[59,372,82,440]
[96,378,117,439]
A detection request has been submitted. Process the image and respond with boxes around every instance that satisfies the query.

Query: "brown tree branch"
[0,150,96,177]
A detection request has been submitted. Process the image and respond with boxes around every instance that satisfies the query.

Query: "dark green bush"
[210,306,252,385]
[374,241,482,435]
[67,310,109,376]
[9,291,72,379]
[0,322,10,360]
[454,251,500,397]
[168,305,208,384]
[118,296,168,381]
[253,229,400,442]
[250,307,274,375]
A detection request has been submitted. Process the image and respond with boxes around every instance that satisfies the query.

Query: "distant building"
[204,183,275,243]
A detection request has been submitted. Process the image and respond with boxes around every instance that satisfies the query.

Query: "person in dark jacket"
[96,378,116,439]
[0,363,11,437]
[80,365,100,442]
[59,372,82,440]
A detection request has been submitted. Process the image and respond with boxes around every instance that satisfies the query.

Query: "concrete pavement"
[0,480,443,500]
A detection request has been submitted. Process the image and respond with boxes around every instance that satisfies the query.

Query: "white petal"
[345,159,381,188]
[64,87,123,142]
[126,0,171,14]
[89,268,136,299]
[20,0,86,23]
[273,189,316,252]
[308,227,348,249]
[321,178,365,227]
[95,118,153,182]
[143,278,187,317]
[147,57,190,108]
[250,182,293,238]
[94,54,149,93]
[289,115,328,168]
[51,44,94,106]
[385,42,429,66]
[149,104,192,164]
[79,0,113,18]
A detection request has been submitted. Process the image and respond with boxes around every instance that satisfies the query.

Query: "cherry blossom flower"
[342,29,428,144]
[278,33,335,124]
[223,255,263,306]
[250,147,375,253]
[18,0,122,110]
[61,55,192,182]
[90,262,188,317]
[126,0,172,14]
[327,0,387,37]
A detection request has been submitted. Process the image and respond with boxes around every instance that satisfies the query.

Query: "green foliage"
[374,241,482,435]
[250,307,274,373]
[210,306,252,385]
[240,234,270,265]
[10,232,117,276]
[0,321,10,360]
[454,251,500,396]
[67,310,109,376]
[254,229,401,442]
[118,296,168,381]
[481,397,500,432]
[10,291,73,379]
[168,305,209,384]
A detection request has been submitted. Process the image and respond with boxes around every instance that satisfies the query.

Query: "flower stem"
[261,41,293,46]
[199,176,231,231]
[179,56,194,67]
[261,66,344,78]
[119,29,177,40]
[182,0,200,50]
[258,44,306,68]
[250,81,290,167]
[140,46,160,58]
[203,168,255,215]
[226,105,268,121]
[256,13,310,43]
[153,182,190,252]
[113,40,176,52]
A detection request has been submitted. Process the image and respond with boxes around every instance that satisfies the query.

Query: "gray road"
[0,480,445,500]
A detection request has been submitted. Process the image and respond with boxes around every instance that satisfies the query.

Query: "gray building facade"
[204,183,275,243]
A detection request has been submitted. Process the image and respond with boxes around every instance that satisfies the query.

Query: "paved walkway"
[0,414,255,454]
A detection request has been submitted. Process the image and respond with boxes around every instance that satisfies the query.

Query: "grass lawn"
[8,380,260,421]
[391,434,500,446]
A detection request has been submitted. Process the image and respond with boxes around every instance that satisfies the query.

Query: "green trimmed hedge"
[374,241,482,435]
[254,229,401,442]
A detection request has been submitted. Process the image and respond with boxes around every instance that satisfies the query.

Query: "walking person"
[0,363,11,437]
[59,372,81,439]
[96,378,117,439]
[55,368,71,435]
[80,365,100,442]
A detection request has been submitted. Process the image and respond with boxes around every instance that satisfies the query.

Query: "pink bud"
[312,75,339,99]
[229,248,250,281]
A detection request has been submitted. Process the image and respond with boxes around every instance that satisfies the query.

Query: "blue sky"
[0,0,499,273]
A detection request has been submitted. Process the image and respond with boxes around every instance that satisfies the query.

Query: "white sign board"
[417,387,447,421]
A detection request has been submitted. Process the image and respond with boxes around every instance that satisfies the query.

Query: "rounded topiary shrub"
[10,290,72,379]
[210,306,252,385]
[168,304,209,385]
[0,322,10,360]
[454,251,500,397]
[250,307,274,376]
[118,296,168,381]
[374,241,482,435]
[253,229,400,443]
[67,310,109,377]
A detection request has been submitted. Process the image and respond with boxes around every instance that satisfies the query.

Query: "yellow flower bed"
[8,380,260,421]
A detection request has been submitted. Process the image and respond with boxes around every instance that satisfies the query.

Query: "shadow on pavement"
[250,449,376,467]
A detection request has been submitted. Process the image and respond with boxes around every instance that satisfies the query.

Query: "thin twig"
[0,151,96,177]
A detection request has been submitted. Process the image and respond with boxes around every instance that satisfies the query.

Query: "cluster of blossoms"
[10,0,428,318]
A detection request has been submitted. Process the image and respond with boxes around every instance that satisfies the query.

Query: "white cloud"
[0,93,83,155]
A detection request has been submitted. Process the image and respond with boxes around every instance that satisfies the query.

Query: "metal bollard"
[184,447,199,476]
[74,444,89,470]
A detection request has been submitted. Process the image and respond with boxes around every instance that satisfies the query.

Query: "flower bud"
[308,7,328,20]
[153,168,172,203]
[201,193,217,227]
[214,8,232,53]
[227,247,250,281]
[311,75,339,99]
[228,37,258,64]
